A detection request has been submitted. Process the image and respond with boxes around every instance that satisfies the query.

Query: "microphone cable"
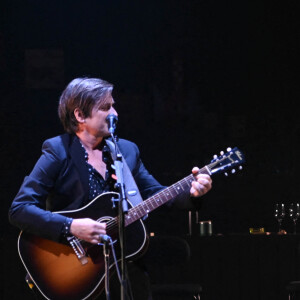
[103,237,134,300]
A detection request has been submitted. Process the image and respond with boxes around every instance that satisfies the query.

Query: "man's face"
[84,96,117,138]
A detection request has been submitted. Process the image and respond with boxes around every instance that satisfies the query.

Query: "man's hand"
[190,167,212,197]
[70,218,106,244]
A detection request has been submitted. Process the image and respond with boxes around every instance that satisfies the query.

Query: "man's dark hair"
[58,77,113,133]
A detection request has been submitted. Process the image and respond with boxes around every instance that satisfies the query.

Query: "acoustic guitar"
[18,147,244,300]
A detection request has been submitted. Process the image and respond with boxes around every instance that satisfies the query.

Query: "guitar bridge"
[67,236,88,265]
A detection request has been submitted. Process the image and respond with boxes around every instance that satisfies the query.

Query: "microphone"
[106,114,118,135]
[99,234,112,243]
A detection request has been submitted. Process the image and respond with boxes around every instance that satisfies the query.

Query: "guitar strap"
[105,139,144,208]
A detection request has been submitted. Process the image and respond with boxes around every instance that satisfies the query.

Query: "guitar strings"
[72,170,206,244]
[71,156,242,244]
[97,172,198,234]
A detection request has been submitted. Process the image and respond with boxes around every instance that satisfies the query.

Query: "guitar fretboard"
[124,166,210,227]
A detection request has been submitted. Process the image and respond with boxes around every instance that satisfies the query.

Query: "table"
[185,234,300,300]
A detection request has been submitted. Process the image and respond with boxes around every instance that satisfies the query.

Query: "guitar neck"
[124,166,210,226]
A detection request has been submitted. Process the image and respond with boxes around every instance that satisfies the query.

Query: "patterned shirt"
[79,140,115,200]
[62,139,115,238]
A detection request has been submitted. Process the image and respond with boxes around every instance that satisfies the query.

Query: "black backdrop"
[1,0,300,298]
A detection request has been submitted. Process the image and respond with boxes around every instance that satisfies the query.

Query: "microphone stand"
[110,132,129,300]
[103,240,111,300]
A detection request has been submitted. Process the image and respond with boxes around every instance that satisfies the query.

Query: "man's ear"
[74,108,86,124]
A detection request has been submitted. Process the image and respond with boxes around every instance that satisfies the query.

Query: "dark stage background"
[1,0,300,299]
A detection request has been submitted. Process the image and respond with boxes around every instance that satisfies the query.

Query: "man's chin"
[103,131,111,138]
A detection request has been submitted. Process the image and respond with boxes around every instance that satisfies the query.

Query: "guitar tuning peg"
[231,169,236,174]
[213,154,218,159]
[220,151,224,156]
[227,147,232,152]
[239,166,243,170]
[224,172,228,176]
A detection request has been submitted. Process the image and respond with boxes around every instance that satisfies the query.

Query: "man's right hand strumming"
[70,218,107,244]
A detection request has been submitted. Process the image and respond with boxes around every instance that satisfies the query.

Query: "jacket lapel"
[69,135,90,204]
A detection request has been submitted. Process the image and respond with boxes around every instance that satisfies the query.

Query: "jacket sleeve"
[8,138,70,242]
[127,141,194,210]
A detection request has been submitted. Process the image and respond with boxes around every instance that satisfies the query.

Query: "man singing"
[9,77,212,299]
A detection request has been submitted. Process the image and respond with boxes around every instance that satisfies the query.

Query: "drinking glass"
[289,203,300,234]
[274,203,285,233]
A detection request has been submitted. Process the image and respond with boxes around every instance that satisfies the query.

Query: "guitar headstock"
[208,147,245,176]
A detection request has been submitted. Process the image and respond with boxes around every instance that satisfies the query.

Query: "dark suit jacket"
[9,134,191,242]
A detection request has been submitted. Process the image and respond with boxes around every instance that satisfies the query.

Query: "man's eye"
[99,104,112,111]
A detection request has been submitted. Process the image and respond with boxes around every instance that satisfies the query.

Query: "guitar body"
[17,147,245,300]
[18,192,148,300]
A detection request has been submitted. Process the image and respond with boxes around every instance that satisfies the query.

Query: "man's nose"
[111,106,118,116]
